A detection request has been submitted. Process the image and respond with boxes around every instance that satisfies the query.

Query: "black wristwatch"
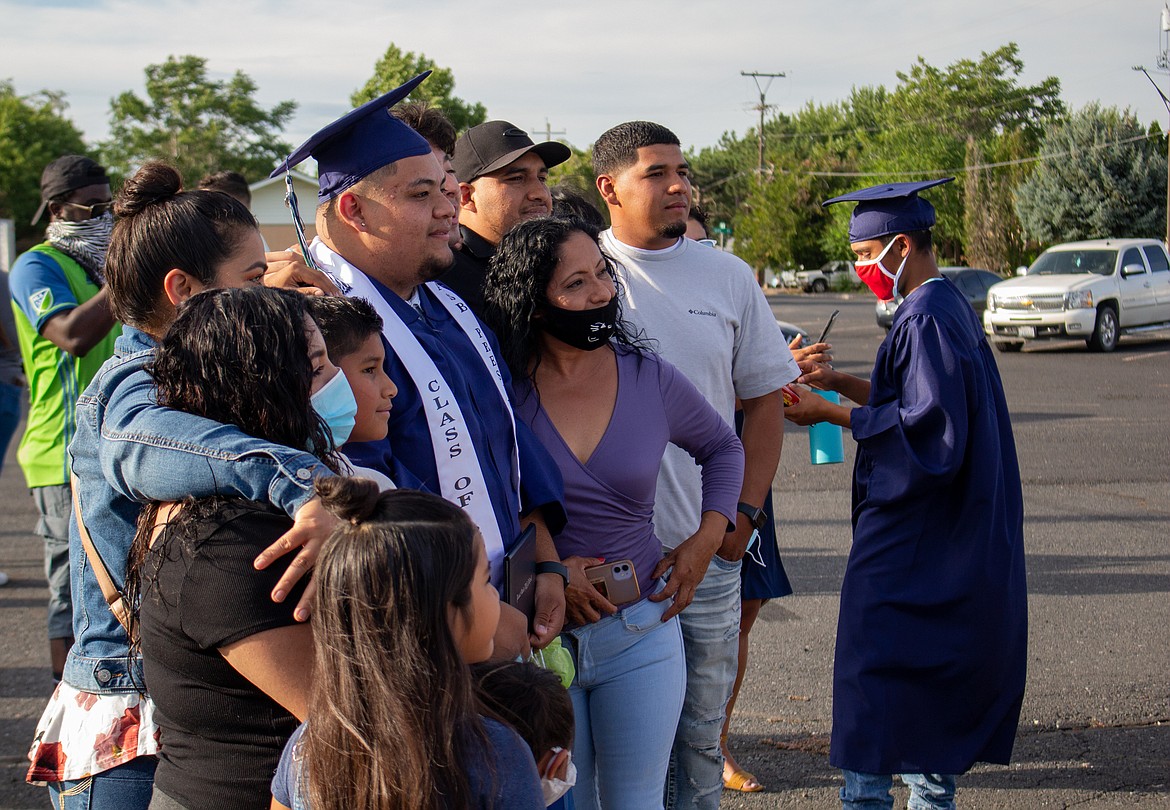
[737,502,767,531]
[535,561,570,588]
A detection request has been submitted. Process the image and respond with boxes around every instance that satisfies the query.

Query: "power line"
[741,71,785,184]
[769,132,1158,178]
[761,89,1059,143]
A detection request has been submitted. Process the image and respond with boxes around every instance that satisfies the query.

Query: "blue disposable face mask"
[311,369,358,449]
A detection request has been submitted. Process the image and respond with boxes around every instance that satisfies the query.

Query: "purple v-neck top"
[515,346,744,603]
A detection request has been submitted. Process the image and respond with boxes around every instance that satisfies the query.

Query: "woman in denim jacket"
[27,162,339,810]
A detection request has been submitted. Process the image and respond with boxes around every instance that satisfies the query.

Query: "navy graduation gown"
[829,277,1027,775]
[345,280,566,550]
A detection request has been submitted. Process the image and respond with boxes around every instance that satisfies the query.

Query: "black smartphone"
[816,310,840,344]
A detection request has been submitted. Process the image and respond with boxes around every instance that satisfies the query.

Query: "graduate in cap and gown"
[783,179,1027,809]
[271,74,569,656]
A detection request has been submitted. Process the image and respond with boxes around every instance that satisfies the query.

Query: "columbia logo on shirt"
[688,308,716,318]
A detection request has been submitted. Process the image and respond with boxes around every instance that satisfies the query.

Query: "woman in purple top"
[483,217,743,810]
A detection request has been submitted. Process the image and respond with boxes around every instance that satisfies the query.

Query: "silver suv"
[984,238,1170,352]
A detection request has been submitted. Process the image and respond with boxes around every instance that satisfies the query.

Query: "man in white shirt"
[593,121,799,809]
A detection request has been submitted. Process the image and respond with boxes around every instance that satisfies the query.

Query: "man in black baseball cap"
[443,121,571,314]
[30,155,112,226]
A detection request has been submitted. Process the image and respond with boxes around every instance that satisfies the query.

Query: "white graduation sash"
[309,239,519,565]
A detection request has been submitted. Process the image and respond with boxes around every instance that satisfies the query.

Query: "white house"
[249,170,319,252]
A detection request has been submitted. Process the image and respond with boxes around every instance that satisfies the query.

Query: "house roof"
[248,170,318,195]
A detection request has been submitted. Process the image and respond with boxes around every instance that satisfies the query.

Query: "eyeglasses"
[60,200,114,218]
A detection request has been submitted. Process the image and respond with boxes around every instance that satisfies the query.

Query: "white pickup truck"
[983,238,1170,352]
[782,260,858,293]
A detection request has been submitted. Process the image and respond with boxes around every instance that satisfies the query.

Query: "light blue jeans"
[666,554,742,809]
[841,770,957,810]
[565,585,686,810]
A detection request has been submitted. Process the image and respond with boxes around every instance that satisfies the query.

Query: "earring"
[360,220,367,230]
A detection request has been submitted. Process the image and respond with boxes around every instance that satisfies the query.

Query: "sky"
[2,0,1168,164]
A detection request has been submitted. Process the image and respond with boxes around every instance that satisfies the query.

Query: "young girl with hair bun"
[270,478,544,810]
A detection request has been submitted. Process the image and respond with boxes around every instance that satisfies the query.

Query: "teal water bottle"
[808,389,845,465]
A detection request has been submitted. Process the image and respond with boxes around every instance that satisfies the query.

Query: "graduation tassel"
[283,172,319,271]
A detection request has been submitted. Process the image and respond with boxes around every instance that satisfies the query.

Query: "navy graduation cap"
[822,178,953,243]
[270,71,434,201]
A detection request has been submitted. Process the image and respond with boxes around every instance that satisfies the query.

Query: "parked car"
[875,267,1004,330]
[983,238,1170,352]
[776,319,809,345]
[793,260,858,293]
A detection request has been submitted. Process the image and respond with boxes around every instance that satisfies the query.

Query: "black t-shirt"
[140,499,307,810]
[440,225,495,317]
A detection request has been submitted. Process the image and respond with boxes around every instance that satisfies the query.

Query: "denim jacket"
[65,327,329,693]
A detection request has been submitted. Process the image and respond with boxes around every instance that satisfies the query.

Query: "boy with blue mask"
[307,295,397,491]
[784,179,1027,810]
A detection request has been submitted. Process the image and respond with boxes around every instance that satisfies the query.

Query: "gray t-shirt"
[601,231,800,548]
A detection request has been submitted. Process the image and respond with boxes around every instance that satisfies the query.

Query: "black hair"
[306,295,384,362]
[472,660,574,756]
[393,101,457,156]
[550,184,608,230]
[197,170,252,206]
[150,286,337,460]
[481,216,648,382]
[688,205,709,232]
[106,162,258,332]
[592,121,681,177]
[883,229,933,252]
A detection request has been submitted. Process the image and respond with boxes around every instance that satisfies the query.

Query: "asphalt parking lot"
[0,291,1165,808]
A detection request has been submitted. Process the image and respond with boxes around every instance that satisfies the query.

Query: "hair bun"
[115,161,183,218]
[316,476,382,523]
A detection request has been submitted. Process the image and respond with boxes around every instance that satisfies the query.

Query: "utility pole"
[532,119,567,144]
[740,71,785,185]
[1134,5,1170,247]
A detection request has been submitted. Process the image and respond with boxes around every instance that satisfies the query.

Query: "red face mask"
[855,238,906,301]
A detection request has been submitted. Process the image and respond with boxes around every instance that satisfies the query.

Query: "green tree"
[690,44,1067,276]
[0,81,88,241]
[546,145,607,220]
[101,55,296,187]
[1014,104,1167,243]
[866,44,1063,264]
[352,44,486,133]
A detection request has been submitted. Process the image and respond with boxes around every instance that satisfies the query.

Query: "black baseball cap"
[31,155,110,225]
[452,120,571,183]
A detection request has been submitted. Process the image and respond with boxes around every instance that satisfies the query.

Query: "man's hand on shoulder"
[253,495,340,622]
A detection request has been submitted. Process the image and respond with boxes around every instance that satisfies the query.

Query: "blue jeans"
[666,554,742,809]
[840,770,957,810]
[0,379,21,473]
[48,756,157,810]
[565,586,686,810]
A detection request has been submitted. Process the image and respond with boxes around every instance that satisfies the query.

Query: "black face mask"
[541,297,618,351]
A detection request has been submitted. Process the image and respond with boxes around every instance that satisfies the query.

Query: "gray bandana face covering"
[46,211,114,283]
